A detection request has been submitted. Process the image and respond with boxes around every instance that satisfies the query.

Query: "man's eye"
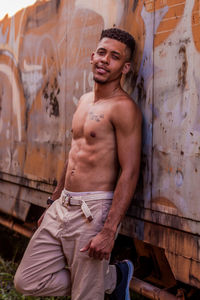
[97,51,105,55]
[112,55,119,60]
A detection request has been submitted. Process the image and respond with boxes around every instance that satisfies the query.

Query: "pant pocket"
[101,200,112,225]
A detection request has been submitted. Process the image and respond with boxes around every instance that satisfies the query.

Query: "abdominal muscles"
[65,137,119,192]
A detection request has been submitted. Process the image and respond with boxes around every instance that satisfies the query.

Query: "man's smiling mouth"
[96,65,110,74]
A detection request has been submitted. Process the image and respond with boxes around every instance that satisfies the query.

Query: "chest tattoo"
[89,111,104,122]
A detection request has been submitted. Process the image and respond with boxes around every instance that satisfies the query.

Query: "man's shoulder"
[79,91,94,103]
[111,93,141,121]
[75,92,94,111]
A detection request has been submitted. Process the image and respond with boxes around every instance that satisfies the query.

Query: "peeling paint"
[177,45,188,89]
[42,78,60,117]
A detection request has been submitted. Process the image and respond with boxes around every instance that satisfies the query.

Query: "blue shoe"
[109,260,134,300]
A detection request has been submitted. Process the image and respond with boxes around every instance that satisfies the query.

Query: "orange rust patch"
[152,196,178,209]
[192,0,200,52]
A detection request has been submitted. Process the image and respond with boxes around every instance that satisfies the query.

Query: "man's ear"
[90,52,95,64]
[122,62,131,74]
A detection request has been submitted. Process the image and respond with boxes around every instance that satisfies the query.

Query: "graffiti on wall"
[0,0,199,208]
[0,0,102,182]
[0,0,200,214]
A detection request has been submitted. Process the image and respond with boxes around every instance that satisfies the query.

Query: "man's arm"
[80,100,142,259]
[37,160,68,226]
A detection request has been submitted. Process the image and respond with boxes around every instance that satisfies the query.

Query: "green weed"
[0,256,68,300]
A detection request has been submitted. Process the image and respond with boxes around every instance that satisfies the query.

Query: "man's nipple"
[90,131,96,138]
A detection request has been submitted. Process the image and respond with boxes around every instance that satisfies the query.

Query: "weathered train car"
[0,0,200,298]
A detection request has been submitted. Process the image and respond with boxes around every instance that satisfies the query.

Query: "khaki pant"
[14,190,117,300]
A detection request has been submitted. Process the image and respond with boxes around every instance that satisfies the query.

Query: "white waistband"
[61,189,113,222]
[62,189,114,201]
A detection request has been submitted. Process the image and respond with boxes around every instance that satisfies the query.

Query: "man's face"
[91,37,131,84]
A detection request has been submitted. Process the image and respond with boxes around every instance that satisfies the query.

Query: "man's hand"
[80,228,115,260]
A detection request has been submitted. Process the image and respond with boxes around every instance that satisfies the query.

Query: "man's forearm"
[52,160,68,201]
[80,171,140,260]
[103,171,139,234]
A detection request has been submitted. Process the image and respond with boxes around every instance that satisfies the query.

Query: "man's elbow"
[121,167,140,184]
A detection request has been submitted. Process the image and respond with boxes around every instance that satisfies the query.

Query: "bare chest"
[72,103,113,142]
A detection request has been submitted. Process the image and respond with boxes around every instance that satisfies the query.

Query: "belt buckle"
[66,193,72,206]
[62,193,72,207]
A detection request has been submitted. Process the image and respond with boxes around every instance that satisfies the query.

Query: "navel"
[90,131,96,138]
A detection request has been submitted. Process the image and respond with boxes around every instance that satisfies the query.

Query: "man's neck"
[94,81,122,103]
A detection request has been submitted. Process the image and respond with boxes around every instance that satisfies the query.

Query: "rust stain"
[152,196,178,209]
[42,77,60,117]
[177,45,188,89]
[137,76,146,102]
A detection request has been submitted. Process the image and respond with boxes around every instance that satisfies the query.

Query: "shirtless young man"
[14,28,142,300]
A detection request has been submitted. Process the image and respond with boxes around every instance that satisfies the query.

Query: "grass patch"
[0,256,67,300]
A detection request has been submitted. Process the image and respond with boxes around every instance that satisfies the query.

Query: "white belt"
[61,190,113,222]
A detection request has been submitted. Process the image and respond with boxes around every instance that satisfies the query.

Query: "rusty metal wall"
[0,0,199,288]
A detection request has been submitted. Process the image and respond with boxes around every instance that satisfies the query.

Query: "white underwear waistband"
[62,189,114,201]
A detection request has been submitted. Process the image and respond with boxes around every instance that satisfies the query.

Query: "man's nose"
[101,54,110,64]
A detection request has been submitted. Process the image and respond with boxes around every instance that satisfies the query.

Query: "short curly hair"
[100,28,136,61]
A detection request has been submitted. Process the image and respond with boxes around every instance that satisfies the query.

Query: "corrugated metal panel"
[0,180,30,220]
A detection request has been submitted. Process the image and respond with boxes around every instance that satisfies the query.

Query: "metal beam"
[131,277,178,300]
[0,215,32,238]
